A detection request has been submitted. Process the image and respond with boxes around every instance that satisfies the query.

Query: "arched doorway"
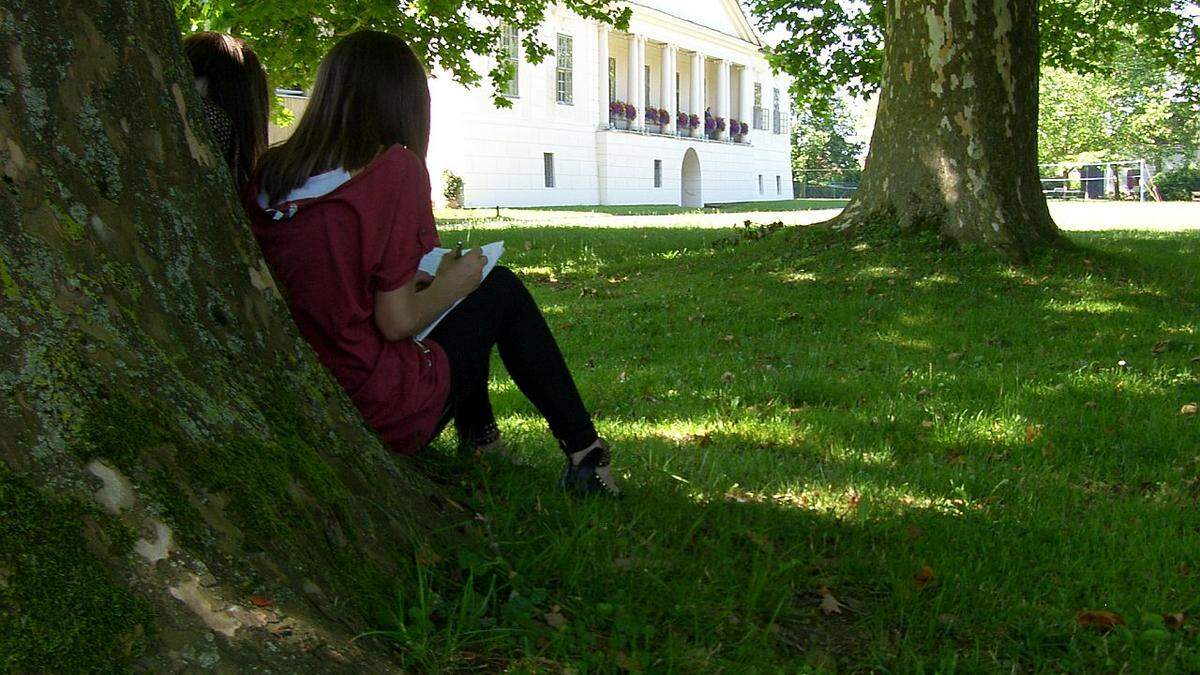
[681,148,702,207]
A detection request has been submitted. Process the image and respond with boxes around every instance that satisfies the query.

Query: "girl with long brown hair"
[184,31,269,191]
[245,31,618,496]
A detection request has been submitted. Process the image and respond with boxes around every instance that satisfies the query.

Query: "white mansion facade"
[273,1,795,207]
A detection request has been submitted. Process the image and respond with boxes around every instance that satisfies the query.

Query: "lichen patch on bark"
[86,459,134,513]
[170,83,215,167]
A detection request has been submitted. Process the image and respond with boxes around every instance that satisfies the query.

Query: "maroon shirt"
[244,145,451,454]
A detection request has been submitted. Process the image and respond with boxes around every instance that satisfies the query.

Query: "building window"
[753,83,767,130]
[555,34,573,105]
[608,57,616,103]
[499,24,520,97]
[776,175,782,194]
[544,153,555,188]
[654,160,662,187]
[758,174,764,194]
[644,65,651,108]
[772,87,782,134]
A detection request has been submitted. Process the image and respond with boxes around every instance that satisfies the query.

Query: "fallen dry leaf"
[1024,424,1043,443]
[1076,610,1126,632]
[1153,340,1171,355]
[847,489,861,510]
[906,524,923,541]
[543,611,568,628]
[249,595,272,608]
[1180,402,1197,416]
[721,371,735,383]
[818,587,843,615]
[948,351,965,362]
[920,420,935,429]
[914,566,935,591]
[721,334,734,342]
[1164,612,1186,630]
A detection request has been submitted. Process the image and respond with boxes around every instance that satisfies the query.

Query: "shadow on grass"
[392,224,1200,671]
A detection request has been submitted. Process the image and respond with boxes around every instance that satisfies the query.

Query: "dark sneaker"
[560,439,621,496]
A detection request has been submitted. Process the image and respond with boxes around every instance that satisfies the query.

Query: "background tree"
[175,0,628,105]
[1038,46,1200,167]
[749,0,1199,259]
[791,95,864,188]
[0,0,481,669]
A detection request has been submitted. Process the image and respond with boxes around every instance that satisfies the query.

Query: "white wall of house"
[272,0,796,208]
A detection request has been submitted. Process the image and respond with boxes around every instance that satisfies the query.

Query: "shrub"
[1153,166,1200,201]
[442,170,464,209]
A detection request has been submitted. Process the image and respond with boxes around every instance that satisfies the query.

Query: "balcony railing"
[772,111,789,135]
[753,107,769,131]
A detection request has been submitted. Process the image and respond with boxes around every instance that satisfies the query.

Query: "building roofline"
[625,0,764,48]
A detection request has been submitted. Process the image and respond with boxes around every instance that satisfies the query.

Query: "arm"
[374,249,487,341]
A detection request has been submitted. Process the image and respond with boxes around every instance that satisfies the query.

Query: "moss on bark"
[0,0,458,670]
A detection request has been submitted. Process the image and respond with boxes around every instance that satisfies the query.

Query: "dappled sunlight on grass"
[411,224,1200,671]
[1043,298,1135,315]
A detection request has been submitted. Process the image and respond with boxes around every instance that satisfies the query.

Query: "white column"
[635,36,646,126]
[717,59,730,140]
[662,45,676,134]
[739,66,753,137]
[691,52,704,120]
[626,33,639,123]
[598,25,610,127]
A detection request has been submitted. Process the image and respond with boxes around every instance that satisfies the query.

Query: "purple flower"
[716,117,726,132]
[645,107,656,122]
[657,108,670,125]
[740,121,749,135]
[677,112,688,126]
[705,117,716,132]
[609,101,625,117]
[689,114,700,129]
[625,104,637,120]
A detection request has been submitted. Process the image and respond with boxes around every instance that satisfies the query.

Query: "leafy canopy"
[175,0,629,105]
[747,0,1200,101]
[1038,46,1200,165]
[791,96,864,182]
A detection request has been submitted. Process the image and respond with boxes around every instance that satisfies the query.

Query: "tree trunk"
[1,1,454,671]
[834,0,1059,260]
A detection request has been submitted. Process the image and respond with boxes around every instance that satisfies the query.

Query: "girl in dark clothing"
[184,32,269,192]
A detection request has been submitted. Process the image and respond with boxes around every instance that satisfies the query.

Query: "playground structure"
[1039,159,1153,201]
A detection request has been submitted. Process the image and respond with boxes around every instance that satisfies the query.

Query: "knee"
[489,265,518,286]
[483,265,522,293]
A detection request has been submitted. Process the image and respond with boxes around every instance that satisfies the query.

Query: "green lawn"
[435,198,848,221]
[388,223,1200,672]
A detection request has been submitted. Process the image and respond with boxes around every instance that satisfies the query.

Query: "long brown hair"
[184,32,269,190]
[258,31,431,204]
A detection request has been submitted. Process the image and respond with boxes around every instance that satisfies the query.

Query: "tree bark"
[834,0,1059,260]
[1,1,452,671]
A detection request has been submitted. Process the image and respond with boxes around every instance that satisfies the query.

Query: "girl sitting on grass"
[243,31,618,496]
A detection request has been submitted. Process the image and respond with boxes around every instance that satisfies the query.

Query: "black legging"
[427,265,598,454]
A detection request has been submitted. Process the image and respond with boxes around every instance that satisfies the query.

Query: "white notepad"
[414,241,505,341]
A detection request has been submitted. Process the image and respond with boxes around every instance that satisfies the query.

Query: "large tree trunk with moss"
[834,0,1059,260]
[0,1,457,671]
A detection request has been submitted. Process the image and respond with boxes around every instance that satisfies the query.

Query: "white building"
[274,1,796,208]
